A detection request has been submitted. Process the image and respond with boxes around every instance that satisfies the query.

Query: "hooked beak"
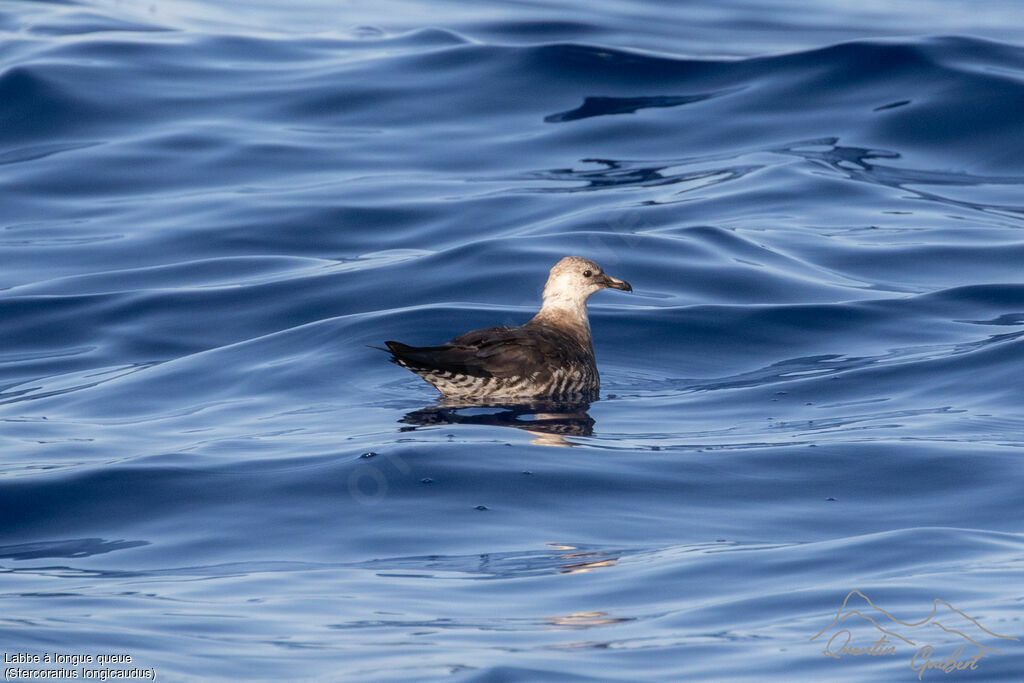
[599,274,632,292]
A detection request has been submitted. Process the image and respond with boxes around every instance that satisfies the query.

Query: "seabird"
[380,256,631,400]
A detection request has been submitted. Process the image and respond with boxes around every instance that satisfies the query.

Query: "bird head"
[541,256,632,311]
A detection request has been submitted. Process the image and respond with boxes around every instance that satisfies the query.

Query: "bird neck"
[530,298,593,343]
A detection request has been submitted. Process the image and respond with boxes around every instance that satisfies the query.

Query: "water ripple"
[4,3,1024,680]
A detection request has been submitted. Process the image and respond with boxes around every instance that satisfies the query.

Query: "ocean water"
[2,0,1024,680]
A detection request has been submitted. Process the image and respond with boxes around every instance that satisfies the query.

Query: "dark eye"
[583,269,592,278]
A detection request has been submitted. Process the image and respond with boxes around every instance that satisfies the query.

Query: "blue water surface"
[2,0,1024,680]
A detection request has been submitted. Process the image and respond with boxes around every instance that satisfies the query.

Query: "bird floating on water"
[380,256,632,401]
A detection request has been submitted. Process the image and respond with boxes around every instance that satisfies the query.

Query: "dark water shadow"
[545,92,723,122]
[506,135,1024,211]
[0,362,160,406]
[353,542,623,579]
[775,137,1024,220]
[517,156,761,194]
[0,537,149,561]
[399,399,595,446]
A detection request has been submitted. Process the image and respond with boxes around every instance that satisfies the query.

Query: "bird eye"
[583,269,592,278]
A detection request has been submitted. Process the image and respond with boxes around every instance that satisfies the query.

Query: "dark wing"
[384,325,578,379]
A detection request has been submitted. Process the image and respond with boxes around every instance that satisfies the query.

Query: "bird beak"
[600,274,632,292]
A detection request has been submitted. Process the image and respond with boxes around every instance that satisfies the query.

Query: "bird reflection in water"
[398,398,594,447]
[543,543,629,638]
[547,543,620,574]
[546,611,633,630]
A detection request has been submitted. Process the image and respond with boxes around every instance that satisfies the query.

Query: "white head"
[539,256,632,316]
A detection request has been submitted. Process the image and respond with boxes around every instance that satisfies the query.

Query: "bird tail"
[372,341,426,367]
[379,341,484,377]
[379,341,438,367]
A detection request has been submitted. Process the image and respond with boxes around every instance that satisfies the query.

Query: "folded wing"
[385,325,579,380]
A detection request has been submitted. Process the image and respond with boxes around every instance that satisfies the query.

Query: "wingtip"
[383,340,416,353]
[370,341,417,355]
